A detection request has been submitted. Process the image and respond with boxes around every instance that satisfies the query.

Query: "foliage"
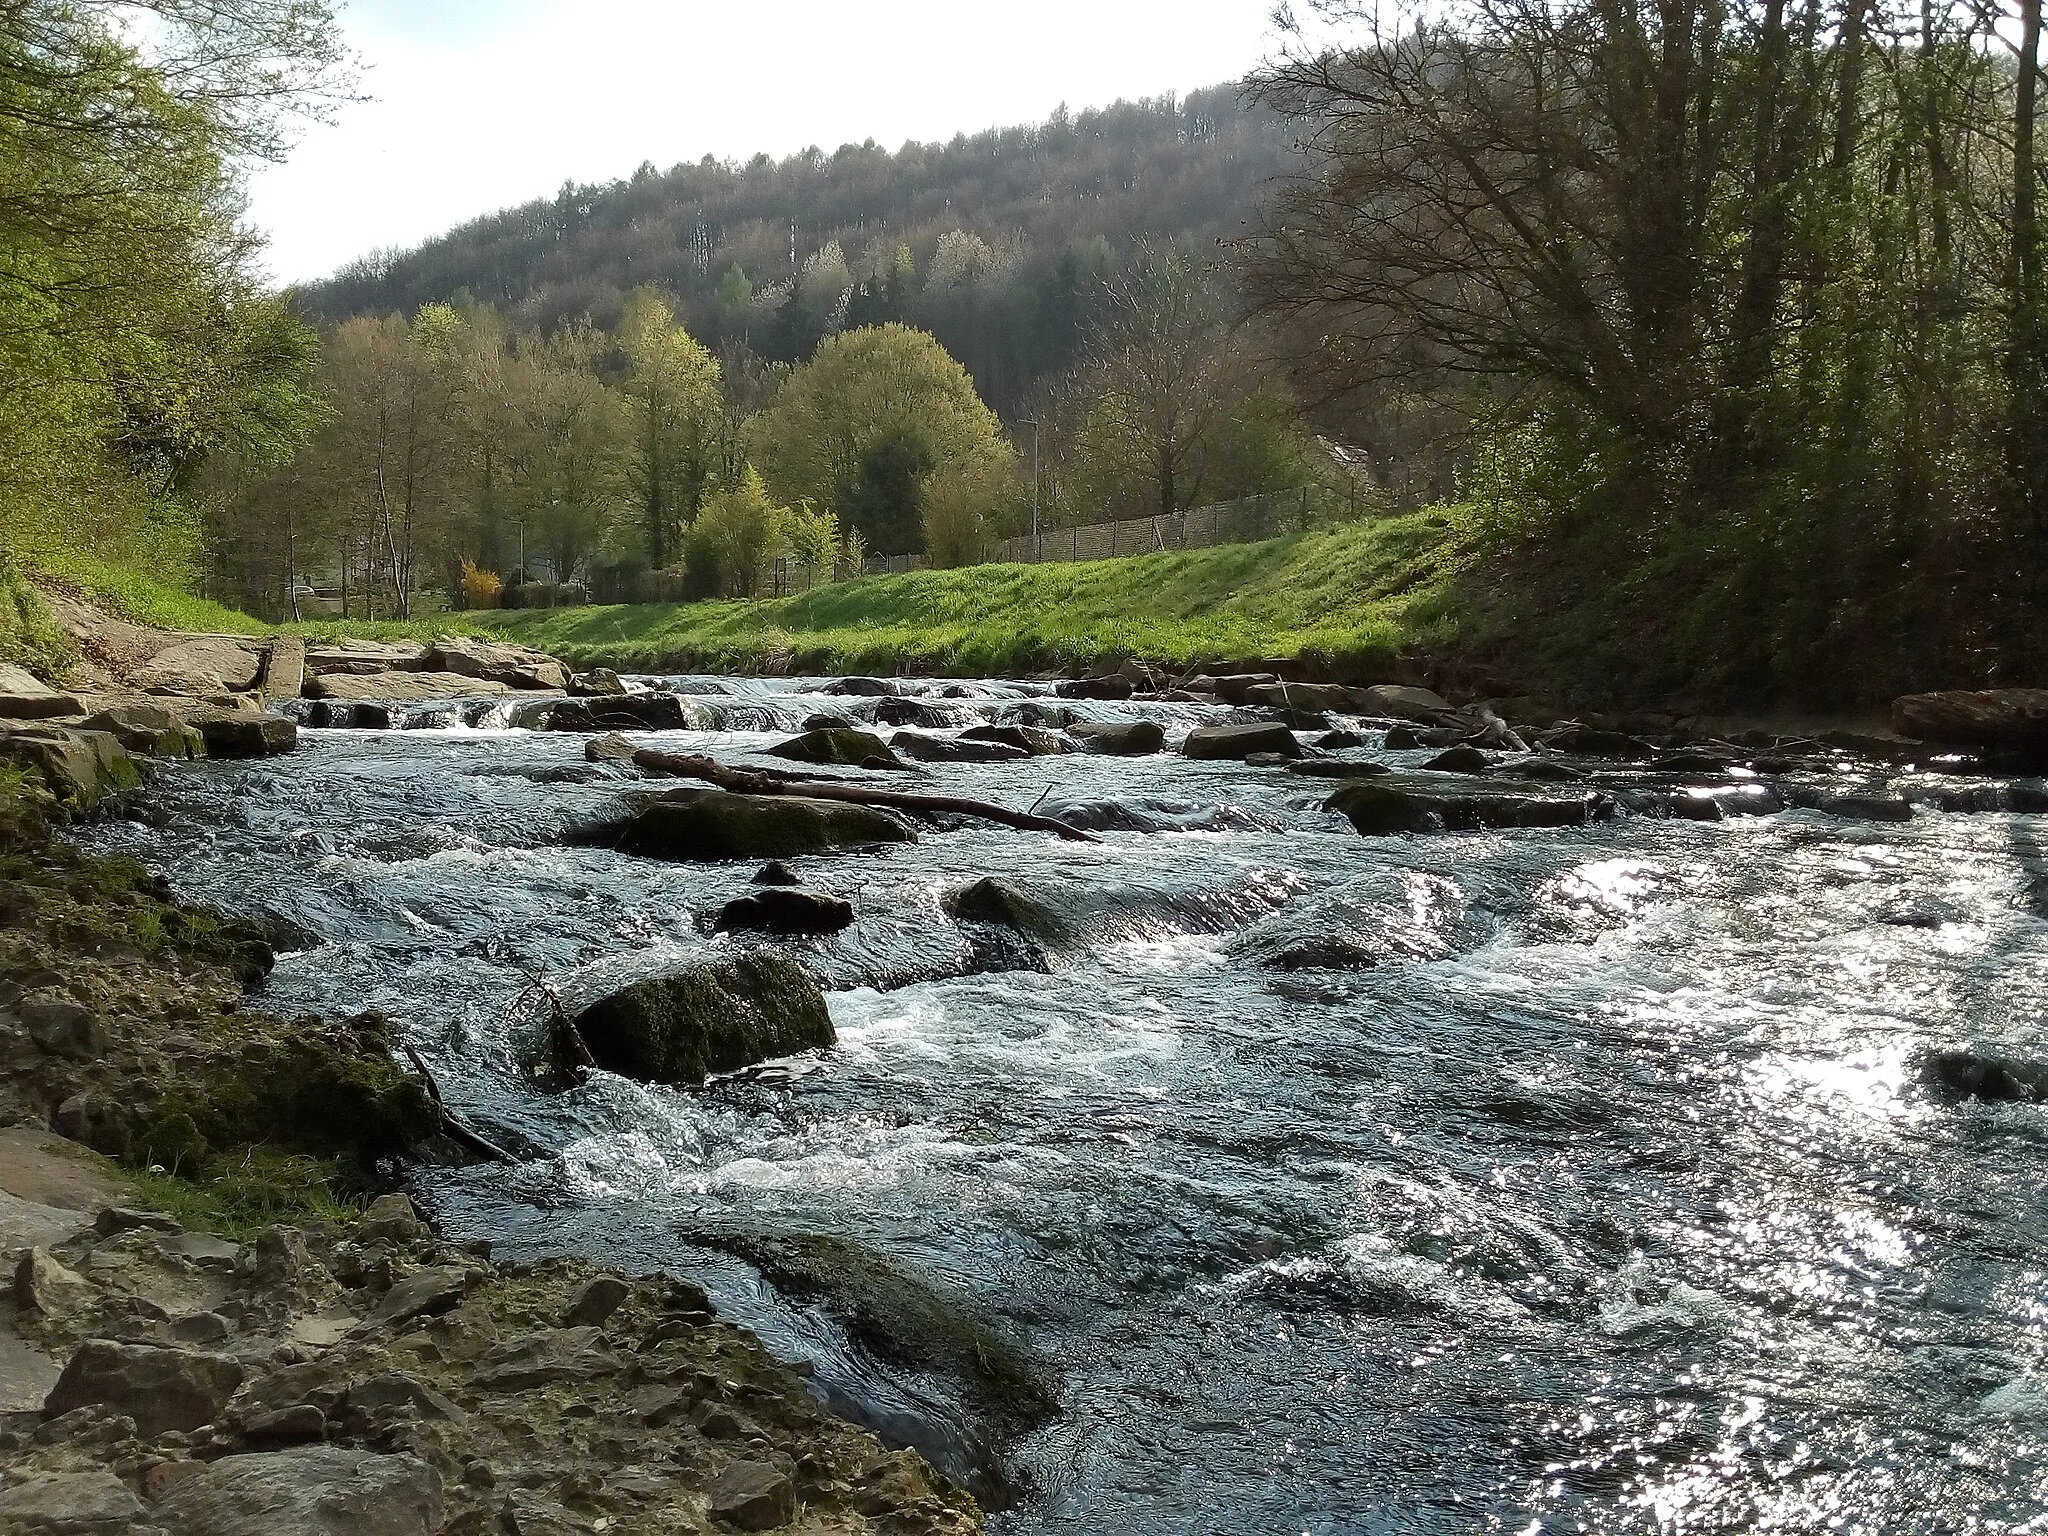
[458,558,503,610]
[25,548,263,635]
[1246,0,2048,701]
[126,1152,365,1240]
[751,324,1016,555]
[0,1,338,598]
[684,467,836,597]
[618,288,724,568]
[304,87,1288,417]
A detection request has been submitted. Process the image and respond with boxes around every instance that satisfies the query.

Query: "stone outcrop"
[424,636,570,691]
[0,663,83,720]
[131,637,265,696]
[960,724,1068,756]
[0,726,142,809]
[609,789,917,861]
[257,638,306,702]
[569,950,835,1086]
[713,888,857,936]
[1326,774,1607,834]
[889,732,1029,764]
[1893,689,2048,752]
[548,693,689,732]
[305,672,511,702]
[1182,723,1303,761]
[1068,720,1166,756]
[186,709,297,759]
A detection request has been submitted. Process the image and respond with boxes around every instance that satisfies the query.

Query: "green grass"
[293,509,1476,676]
[27,548,266,637]
[125,1150,365,1240]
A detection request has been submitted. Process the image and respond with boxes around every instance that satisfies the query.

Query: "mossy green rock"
[614,789,914,862]
[0,727,143,810]
[766,728,901,767]
[572,950,835,1086]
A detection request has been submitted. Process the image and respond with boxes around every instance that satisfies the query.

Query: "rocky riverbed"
[8,608,2048,1532]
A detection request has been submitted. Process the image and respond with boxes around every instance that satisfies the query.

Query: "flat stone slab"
[0,1126,124,1211]
[306,671,511,702]
[132,637,264,694]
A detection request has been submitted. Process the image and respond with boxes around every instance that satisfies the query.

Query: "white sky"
[244,0,1299,286]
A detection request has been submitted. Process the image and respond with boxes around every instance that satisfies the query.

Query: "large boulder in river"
[961,723,1068,756]
[550,693,688,732]
[1327,774,1604,834]
[822,676,901,696]
[714,888,855,936]
[767,728,901,768]
[187,708,297,759]
[1069,720,1165,756]
[1055,676,1134,701]
[571,950,834,1086]
[132,636,264,695]
[889,731,1027,764]
[1183,723,1301,761]
[305,638,432,675]
[1893,689,2048,751]
[612,789,915,861]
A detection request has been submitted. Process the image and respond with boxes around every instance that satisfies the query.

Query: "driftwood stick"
[401,1043,519,1165]
[630,749,1100,843]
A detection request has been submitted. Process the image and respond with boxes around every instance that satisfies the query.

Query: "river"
[80,677,2048,1533]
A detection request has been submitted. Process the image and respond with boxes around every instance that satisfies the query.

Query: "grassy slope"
[293,509,1474,675]
[28,549,266,636]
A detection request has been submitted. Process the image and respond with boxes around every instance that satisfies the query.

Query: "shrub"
[458,559,503,610]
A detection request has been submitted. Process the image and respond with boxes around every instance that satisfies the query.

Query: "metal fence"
[989,487,1330,566]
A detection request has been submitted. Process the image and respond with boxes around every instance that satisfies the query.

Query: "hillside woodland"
[3,0,2045,709]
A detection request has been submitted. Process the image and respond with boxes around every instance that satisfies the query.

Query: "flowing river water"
[77,677,2048,1533]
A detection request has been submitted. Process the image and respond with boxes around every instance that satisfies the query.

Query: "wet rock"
[1012,701,1077,729]
[889,731,1028,764]
[2011,779,2048,813]
[1263,937,1383,971]
[1494,757,1588,782]
[751,859,801,885]
[189,711,298,759]
[44,1339,243,1435]
[469,1327,616,1391]
[705,1459,797,1530]
[1327,774,1604,835]
[570,950,834,1087]
[1243,682,1357,713]
[766,727,901,768]
[1207,673,1281,704]
[610,789,915,862]
[560,1275,631,1328]
[1316,729,1364,750]
[1422,744,1493,774]
[1068,720,1165,756]
[426,637,570,691]
[1244,750,1292,767]
[1815,792,1914,823]
[1538,725,1653,758]
[960,723,1067,755]
[1923,1047,2048,1103]
[943,877,1068,945]
[0,1470,144,1532]
[713,1231,1060,1445]
[822,676,900,696]
[1893,689,2048,752]
[1182,723,1302,761]
[1666,792,1726,822]
[875,697,967,728]
[1286,760,1393,781]
[714,888,856,936]
[1382,724,1420,749]
[802,712,857,731]
[583,733,638,763]
[21,999,108,1060]
[0,726,142,809]
[547,693,688,732]
[152,1446,443,1536]
[0,662,83,719]
[1038,796,1266,833]
[1055,676,1133,701]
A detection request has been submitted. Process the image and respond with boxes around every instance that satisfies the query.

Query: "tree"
[750,323,1014,554]
[1063,246,1304,520]
[686,467,787,596]
[617,289,722,569]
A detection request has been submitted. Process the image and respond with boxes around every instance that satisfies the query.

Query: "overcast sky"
[243,0,1297,286]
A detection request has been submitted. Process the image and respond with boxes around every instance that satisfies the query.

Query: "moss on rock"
[571,950,835,1086]
[612,789,915,862]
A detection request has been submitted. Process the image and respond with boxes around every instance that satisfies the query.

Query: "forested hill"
[298,85,1292,416]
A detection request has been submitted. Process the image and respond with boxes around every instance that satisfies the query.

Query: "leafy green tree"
[617,289,722,568]
[751,323,1015,554]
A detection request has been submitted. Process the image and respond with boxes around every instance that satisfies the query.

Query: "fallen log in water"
[629,748,1100,843]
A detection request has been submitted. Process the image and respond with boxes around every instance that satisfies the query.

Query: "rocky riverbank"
[0,759,982,1531]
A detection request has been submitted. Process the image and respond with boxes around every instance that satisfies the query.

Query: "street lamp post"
[1019,417,1042,561]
